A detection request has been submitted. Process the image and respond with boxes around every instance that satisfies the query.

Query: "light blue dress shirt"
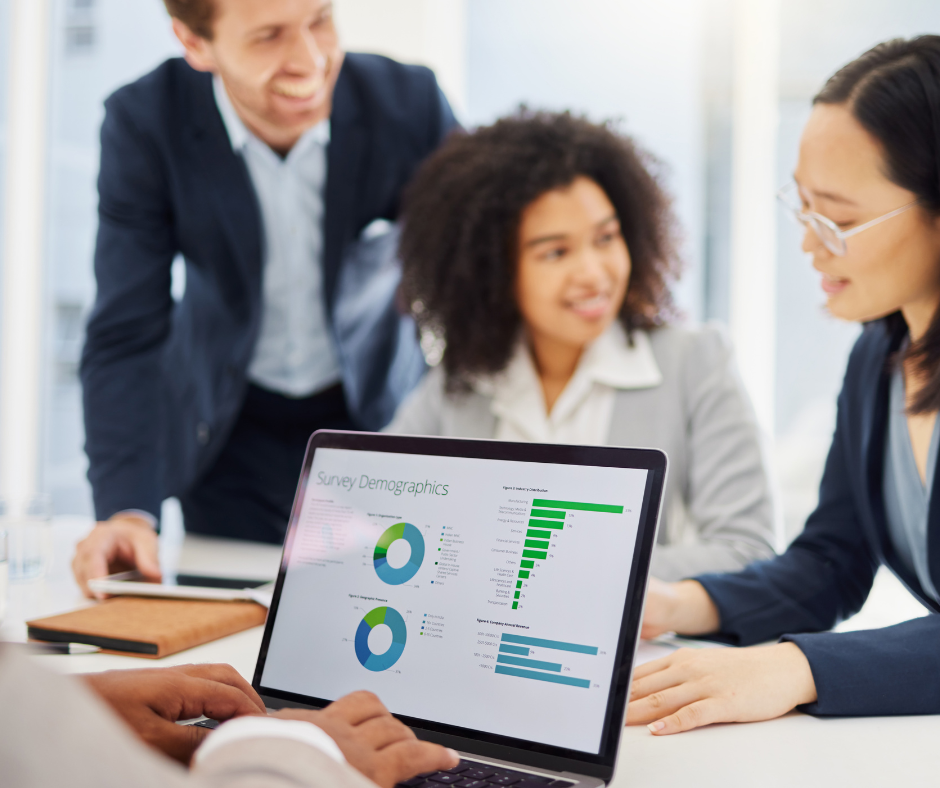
[213,77,341,398]
[883,360,940,603]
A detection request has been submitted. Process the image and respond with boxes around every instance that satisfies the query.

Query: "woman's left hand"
[627,642,818,735]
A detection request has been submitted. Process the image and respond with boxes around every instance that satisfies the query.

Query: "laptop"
[240,431,666,787]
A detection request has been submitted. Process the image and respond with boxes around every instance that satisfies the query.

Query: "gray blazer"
[387,323,776,580]
[0,646,380,788]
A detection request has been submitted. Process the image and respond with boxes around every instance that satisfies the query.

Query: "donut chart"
[355,606,407,671]
[373,522,425,585]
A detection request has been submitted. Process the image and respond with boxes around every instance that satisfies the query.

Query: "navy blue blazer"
[697,314,940,717]
[81,55,457,521]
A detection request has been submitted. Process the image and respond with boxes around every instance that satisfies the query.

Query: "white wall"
[10,0,940,521]
[334,0,468,117]
[465,0,709,320]
[42,0,473,515]
[44,0,183,514]
[772,0,940,540]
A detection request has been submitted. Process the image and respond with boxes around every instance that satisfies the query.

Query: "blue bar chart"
[496,654,562,672]
[501,633,599,654]
[492,633,596,689]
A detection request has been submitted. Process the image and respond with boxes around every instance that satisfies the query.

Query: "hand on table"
[273,691,459,788]
[72,514,161,598]
[627,642,818,735]
[82,663,265,763]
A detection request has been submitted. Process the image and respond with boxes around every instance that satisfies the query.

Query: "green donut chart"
[355,606,407,671]
[373,522,425,585]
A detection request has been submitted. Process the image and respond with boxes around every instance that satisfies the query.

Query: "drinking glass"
[0,496,52,582]
[0,529,8,625]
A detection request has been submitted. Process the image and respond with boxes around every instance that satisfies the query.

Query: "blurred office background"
[0,0,938,540]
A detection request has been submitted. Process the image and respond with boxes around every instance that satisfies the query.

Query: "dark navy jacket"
[81,55,457,521]
[697,315,940,717]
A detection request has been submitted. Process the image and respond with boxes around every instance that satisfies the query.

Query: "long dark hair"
[815,35,940,412]
[398,109,681,392]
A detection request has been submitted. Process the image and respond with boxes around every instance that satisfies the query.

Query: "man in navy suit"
[71,0,457,594]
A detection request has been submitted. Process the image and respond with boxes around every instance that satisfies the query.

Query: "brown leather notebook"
[26,597,267,658]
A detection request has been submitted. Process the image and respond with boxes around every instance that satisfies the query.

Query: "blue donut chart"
[373,522,425,585]
[355,606,407,671]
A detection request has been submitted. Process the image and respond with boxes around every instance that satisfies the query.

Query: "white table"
[3,517,937,788]
[0,516,282,677]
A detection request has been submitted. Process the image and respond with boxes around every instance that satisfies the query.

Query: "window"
[43,0,182,514]
[5,0,938,529]
[64,0,96,56]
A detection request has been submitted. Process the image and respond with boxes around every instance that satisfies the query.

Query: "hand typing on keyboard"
[272,691,459,788]
[82,663,266,764]
[398,759,576,788]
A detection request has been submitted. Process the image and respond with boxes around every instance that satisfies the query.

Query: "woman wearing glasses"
[386,111,776,581]
[630,35,940,734]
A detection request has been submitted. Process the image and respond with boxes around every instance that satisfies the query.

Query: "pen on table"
[14,642,101,655]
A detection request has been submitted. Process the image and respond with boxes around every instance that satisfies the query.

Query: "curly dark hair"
[399,109,682,391]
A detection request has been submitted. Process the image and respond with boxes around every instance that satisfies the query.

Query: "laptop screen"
[255,434,664,764]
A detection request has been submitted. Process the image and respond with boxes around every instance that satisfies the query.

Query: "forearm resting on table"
[670,580,720,634]
[643,579,721,639]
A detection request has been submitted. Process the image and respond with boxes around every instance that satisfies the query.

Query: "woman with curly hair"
[386,110,776,581]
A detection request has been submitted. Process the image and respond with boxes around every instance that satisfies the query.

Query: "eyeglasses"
[776,182,918,256]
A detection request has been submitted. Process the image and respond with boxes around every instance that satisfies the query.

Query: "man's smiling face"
[174,0,344,153]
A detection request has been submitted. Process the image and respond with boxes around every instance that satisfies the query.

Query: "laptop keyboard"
[190,722,574,788]
[397,760,575,788]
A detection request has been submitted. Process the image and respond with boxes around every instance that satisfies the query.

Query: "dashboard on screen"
[258,447,649,755]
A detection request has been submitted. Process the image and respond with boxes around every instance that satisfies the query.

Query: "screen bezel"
[253,430,666,781]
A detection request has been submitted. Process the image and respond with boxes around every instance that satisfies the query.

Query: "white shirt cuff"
[194,716,346,765]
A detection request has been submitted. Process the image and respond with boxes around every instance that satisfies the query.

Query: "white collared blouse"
[483,323,662,445]
[387,322,776,581]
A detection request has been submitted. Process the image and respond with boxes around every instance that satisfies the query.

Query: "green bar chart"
[530,509,566,519]
[524,539,549,549]
[528,518,564,530]
[532,499,624,513]
[512,497,623,610]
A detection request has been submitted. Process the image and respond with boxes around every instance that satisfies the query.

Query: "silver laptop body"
[253,431,667,788]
